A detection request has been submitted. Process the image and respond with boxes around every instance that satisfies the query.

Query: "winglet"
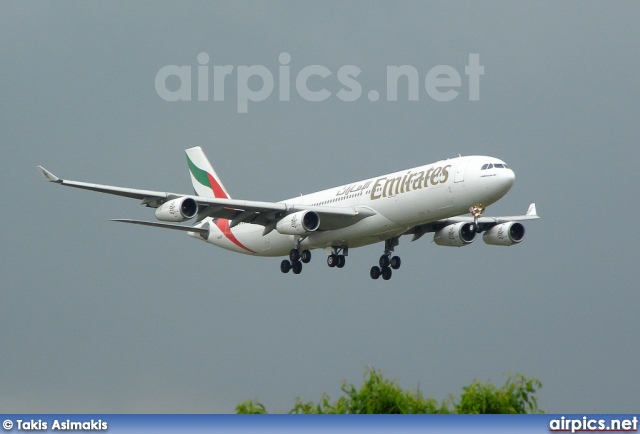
[37,166,61,183]
[526,203,537,217]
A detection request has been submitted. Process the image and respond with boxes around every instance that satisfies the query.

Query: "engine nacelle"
[483,222,525,246]
[433,222,476,247]
[276,210,320,235]
[154,197,198,222]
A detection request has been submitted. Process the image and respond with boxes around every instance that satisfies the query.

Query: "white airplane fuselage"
[193,155,515,256]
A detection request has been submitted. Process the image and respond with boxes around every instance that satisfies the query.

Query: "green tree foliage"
[236,369,542,414]
[288,368,449,414]
[235,400,267,414]
[455,373,541,414]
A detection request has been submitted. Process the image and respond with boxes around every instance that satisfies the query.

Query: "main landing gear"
[280,238,405,280]
[370,237,401,280]
[280,247,311,275]
[281,244,349,275]
[326,246,347,269]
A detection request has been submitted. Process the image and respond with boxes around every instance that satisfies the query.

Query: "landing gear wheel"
[327,254,338,268]
[370,266,381,279]
[289,249,300,262]
[280,260,291,273]
[390,256,401,270]
[292,261,302,274]
[381,267,392,280]
[470,204,485,233]
[300,250,311,263]
[337,255,346,268]
[379,255,390,269]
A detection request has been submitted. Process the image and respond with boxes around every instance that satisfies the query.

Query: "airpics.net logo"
[155,52,484,113]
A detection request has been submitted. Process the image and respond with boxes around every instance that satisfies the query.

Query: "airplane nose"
[494,168,515,197]
[505,168,515,186]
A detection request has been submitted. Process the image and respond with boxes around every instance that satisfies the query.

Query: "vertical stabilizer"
[185,147,231,199]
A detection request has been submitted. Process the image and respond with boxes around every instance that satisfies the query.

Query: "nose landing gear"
[470,204,485,232]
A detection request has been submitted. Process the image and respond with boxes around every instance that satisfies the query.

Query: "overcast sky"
[1,1,639,413]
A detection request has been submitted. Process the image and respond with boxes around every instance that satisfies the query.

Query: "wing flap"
[60,181,171,201]
[311,206,376,230]
[196,200,376,231]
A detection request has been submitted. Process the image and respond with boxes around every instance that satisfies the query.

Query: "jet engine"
[433,222,476,247]
[276,210,320,235]
[482,222,525,246]
[154,197,198,222]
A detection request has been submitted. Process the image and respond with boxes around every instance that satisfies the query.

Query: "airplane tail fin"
[185,147,231,199]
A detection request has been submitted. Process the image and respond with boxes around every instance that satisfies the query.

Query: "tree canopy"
[236,369,542,414]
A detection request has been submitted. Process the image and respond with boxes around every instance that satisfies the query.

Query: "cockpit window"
[482,162,510,170]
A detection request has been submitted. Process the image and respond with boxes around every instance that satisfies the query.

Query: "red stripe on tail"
[206,173,228,199]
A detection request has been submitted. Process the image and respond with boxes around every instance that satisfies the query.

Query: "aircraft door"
[454,160,468,183]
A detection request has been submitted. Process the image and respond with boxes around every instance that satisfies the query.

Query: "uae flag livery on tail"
[186,147,230,199]
[185,147,255,253]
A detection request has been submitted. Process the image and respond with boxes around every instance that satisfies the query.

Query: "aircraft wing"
[37,166,375,232]
[37,166,174,203]
[406,203,539,241]
[195,199,375,233]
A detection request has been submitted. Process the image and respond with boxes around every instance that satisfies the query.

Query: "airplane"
[37,147,538,280]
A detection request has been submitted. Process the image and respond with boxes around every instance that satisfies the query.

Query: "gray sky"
[1,1,639,413]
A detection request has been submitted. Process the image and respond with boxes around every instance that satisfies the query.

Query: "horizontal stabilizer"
[111,219,209,234]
